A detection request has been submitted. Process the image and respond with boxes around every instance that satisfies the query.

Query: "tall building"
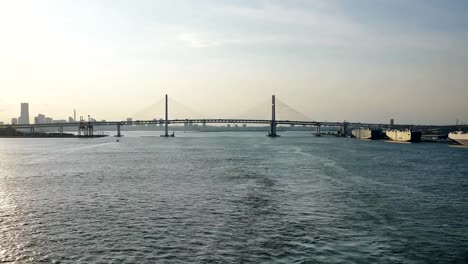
[18,103,30,125]
[11,118,17,125]
[74,109,76,122]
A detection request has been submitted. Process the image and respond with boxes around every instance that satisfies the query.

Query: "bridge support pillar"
[315,124,321,136]
[59,127,63,135]
[268,95,279,137]
[340,122,349,137]
[30,127,34,135]
[116,123,122,137]
[87,125,93,136]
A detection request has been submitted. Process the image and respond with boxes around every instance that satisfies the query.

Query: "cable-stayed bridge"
[1,95,466,137]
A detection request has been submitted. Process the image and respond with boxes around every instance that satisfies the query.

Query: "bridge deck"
[1,119,465,130]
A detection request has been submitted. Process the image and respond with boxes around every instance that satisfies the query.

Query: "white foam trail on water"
[24,141,115,165]
[292,147,313,157]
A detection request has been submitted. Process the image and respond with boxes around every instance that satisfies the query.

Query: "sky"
[0,0,467,124]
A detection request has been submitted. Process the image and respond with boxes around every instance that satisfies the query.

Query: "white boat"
[386,129,421,142]
[352,128,381,139]
[448,131,468,145]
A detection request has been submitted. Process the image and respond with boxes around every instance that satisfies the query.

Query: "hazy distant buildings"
[126,118,132,122]
[31,113,72,124]
[35,114,46,124]
[0,121,4,125]
[68,117,74,122]
[11,118,17,125]
[18,103,30,125]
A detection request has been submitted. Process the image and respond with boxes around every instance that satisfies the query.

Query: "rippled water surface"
[1,131,467,263]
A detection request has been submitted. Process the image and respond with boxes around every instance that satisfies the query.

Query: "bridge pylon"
[160,94,174,137]
[267,95,279,137]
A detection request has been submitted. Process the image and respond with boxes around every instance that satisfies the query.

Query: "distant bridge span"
[1,94,466,137]
[1,119,345,129]
[1,118,465,133]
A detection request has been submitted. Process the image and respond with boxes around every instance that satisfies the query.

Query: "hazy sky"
[0,0,467,124]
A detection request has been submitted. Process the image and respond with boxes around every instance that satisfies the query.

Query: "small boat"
[448,131,468,145]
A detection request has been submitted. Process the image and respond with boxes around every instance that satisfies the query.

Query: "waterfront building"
[127,118,132,122]
[45,117,53,124]
[11,118,17,125]
[68,117,74,122]
[18,103,30,125]
[0,121,4,125]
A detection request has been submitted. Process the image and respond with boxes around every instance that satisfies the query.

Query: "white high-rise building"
[18,103,30,125]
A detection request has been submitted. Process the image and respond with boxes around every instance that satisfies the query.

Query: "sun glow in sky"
[0,0,467,124]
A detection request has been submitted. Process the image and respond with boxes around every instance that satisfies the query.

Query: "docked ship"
[385,129,421,142]
[351,128,382,140]
[448,131,468,145]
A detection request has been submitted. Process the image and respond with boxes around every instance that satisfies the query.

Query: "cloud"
[188,0,468,56]
[178,32,220,48]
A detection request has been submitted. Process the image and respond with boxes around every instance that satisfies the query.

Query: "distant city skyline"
[0,1,467,125]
